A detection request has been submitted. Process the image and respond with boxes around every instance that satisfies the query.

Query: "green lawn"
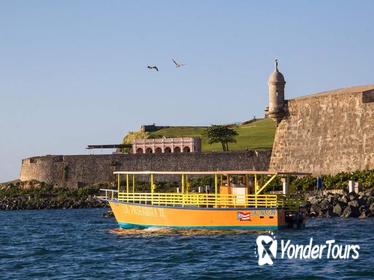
[147,119,276,151]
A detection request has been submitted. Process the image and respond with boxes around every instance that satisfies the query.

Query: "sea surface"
[1,208,373,280]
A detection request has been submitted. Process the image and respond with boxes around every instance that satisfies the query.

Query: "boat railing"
[99,189,303,209]
[98,189,118,201]
[99,189,304,209]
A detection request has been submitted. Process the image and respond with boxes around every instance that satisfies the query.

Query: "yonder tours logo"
[255,234,360,266]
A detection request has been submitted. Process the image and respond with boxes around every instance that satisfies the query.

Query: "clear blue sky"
[1,1,373,182]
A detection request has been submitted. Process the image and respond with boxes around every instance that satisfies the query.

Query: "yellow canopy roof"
[113,170,311,176]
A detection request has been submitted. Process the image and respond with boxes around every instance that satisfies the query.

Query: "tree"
[205,125,238,151]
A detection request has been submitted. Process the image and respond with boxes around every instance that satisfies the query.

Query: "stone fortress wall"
[20,151,271,188]
[270,85,374,175]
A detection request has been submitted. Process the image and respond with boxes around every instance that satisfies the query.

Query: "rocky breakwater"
[0,181,108,210]
[305,188,374,218]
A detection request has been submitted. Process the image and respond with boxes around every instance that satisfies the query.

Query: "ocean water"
[0,209,373,280]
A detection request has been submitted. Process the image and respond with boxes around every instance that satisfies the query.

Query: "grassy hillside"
[146,118,276,151]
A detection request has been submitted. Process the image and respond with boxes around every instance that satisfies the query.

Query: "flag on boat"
[237,211,251,221]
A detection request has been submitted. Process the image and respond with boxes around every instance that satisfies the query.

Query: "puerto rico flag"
[237,211,251,221]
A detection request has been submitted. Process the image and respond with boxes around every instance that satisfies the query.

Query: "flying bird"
[172,58,186,68]
[147,65,159,71]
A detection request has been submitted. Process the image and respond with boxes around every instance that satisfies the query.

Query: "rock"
[358,197,366,208]
[359,211,367,219]
[310,204,321,217]
[342,206,353,218]
[328,194,338,205]
[338,195,348,204]
[348,200,359,208]
[308,196,319,205]
[319,198,330,211]
[342,206,359,218]
[364,187,374,197]
[369,202,374,215]
[304,201,312,209]
[359,205,368,219]
[366,196,374,206]
[324,208,335,218]
[348,192,358,201]
[333,203,343,216]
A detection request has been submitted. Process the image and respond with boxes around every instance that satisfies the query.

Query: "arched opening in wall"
[183,146,191,153]
[155,147,162,153]
[136,148,144,154]
[145,147,153,154]
[164,147,172,153]
[174,147,181,153]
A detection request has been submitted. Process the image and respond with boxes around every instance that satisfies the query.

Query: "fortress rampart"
[20,151,271,188]
[270,85,374,175]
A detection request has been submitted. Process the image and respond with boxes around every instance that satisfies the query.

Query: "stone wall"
[270,85,374,175]
[20,151,271,188]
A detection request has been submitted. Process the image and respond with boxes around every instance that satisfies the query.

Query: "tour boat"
[100,170,308,230]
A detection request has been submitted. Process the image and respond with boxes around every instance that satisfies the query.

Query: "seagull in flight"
[147,65,159,71]
[172,58,186,68]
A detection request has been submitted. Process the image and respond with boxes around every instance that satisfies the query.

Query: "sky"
[0,1,373,182]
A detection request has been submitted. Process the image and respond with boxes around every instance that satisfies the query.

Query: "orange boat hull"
[109,201,287,230]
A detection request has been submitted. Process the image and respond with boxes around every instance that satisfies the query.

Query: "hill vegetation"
[122,119,277,151]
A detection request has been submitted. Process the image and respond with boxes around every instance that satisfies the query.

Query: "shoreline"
[0,182,107,211]
[1,181,373,219]
[303,188,374,218]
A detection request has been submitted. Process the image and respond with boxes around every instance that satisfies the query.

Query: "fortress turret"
[268,59,286,123]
